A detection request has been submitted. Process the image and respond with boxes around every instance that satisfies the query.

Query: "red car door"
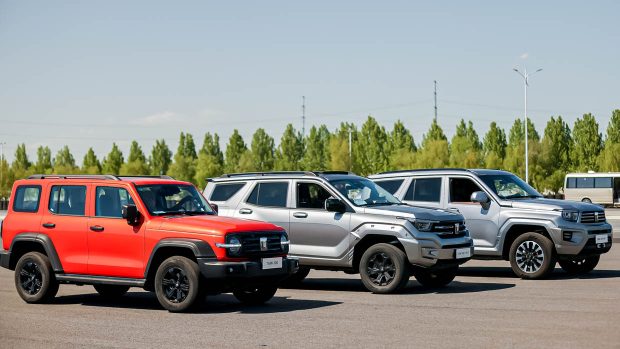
[41,183,90,274]
[87,185,145,278]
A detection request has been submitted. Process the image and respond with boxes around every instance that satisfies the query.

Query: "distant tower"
[434,80,438,122]
[302,96,306,137]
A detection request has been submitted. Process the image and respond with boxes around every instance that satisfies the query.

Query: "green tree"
[82,148,102,174]
[0,156,10,198]
[483,122,507,169]
[224,129,248,173]
[102,143,124,175]
[302,125,330,171]
[571,113,603,172]
[540,116,572,193]
[598,109,620,171]
[53,146,78,174]
[329,123,357,172]
[450,119,482,168]
[168,132,198,183]
[504,118,541,182]
[274,124,304,171]
[355,116,389,175]
[11,144,32,179]
[34,146,53,174]
[417,121,449,168]
[250,128,275,171]
[195,133,225,186]
[388,120,416,170]
[149,139,172,175]
[120,141,149,175]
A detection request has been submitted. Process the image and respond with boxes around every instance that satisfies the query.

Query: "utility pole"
[0,141,6,199]
[348,130,352,171]
[302,96,306,138]
[434,80,438,122]
[513,67,542,184]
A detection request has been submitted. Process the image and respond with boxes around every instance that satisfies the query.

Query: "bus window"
[576,177,594,188]
[594,177,613,188]
[566,177,577,188]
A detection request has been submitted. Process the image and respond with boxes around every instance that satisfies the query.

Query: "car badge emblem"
[260,237,268,251]
[454,223,459,234]
[595,212,599,222]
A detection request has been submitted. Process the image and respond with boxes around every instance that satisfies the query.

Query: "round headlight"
[280,235,290,249]
[229,236,241,254]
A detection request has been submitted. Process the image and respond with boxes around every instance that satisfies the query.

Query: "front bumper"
[0,250,10,269]
[198,257,299,280]
[399,236,474,269]
[550,223,613,256]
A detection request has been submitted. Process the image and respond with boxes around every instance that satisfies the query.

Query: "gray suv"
[204,171,474,293]
[370,169,613,279]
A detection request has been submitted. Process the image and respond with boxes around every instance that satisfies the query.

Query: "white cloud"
[520,52,529,60]
[131,111,185,126]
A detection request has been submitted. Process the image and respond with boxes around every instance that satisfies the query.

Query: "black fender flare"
[9,233,63,272]
[144,238,216,278]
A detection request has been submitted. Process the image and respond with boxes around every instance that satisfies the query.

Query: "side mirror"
[325,198,347,213]
[209,203,218,214]
[471,191,491,209]
[122,204,140,226]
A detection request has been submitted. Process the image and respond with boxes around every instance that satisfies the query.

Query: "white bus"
[564,172,620,207]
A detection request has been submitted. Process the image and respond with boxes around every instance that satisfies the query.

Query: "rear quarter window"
[13,185,42,213]
[210,182,246,201]
[374,179,404,195]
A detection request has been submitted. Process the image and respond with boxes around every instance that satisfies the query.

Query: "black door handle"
[90,225,104,232]
[42,223,55,228]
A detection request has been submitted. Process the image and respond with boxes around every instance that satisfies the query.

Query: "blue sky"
[0,0,618,162]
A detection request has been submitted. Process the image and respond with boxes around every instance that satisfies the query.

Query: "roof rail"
[313,171,356,176]
[377,168,470,175]
[28,174,120,180]
[221,171,318,178]
[116,175,174,180]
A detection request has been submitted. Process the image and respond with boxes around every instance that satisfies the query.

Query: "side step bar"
[56,274,146,287]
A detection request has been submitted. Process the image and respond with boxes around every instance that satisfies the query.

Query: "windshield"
[136,184,215,216]
[478,174,542,199]
[328,177,401,207]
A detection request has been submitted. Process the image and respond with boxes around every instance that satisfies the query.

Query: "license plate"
[262,257,283,270]
[595,234,609,244]
[455,248,471,259]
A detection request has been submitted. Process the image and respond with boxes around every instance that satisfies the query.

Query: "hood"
[361,204,463,222]
[154,215,283,235]
[506,198,604,212]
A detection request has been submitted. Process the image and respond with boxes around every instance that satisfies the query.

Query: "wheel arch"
[501,224,554,260]
[9,233,63,272]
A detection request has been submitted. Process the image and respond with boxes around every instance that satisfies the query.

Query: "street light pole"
[513,67,542,184]
[0,141,6,198]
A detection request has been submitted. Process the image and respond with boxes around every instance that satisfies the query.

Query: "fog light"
[562,231,573,241]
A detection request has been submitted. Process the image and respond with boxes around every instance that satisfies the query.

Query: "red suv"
[0,174,297,312]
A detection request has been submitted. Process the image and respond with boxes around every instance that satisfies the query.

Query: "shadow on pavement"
[458,266,620,280]
[285,277,515,294]
[52,292,341,313]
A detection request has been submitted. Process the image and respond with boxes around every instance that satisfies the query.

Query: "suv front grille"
[580,211,606,224]
[433,221,467,238]
[229,232,286,257]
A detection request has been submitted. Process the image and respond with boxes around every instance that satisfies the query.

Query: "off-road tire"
[14,252,59,303]
[414,266,458,287]
[281,266,311,287]
[233,286,278,305]
[154,256,203,312]
[559,255,600,275]
[359,243,410,294]
[509,233,556,279]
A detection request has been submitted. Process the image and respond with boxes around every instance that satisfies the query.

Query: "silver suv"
[369,169,613,279]
[204,171,474,293]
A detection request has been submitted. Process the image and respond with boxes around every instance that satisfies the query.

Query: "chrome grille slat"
[580,211,606,224]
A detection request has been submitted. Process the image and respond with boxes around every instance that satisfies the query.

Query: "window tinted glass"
[96,187,135,218]
[13,186,41,213]
[374,179,404,195]
[594,177,612,188]
[479,174,542,199]
[404,180,415,200]
[566,177,577,188]
[450,178,482,202]
[576,177,594,188]
[408,178,441,202]
[247,182,288,207]
[49,185,86,216]
[297,182,332,209]
[136,184,214,216]
[210,183,246,201]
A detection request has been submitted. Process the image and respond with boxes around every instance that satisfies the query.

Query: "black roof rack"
[27,174,175,181]
[28,174,120,180]
[313,171,356,176]
[221,171,318,178]
[377,168,470,175]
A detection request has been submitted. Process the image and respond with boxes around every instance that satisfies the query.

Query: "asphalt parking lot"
[0,210,619,348]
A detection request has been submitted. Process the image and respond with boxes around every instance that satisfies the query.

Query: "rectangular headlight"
[411,219,435,232]
[561,210,579,222]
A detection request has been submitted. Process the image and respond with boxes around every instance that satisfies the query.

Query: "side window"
[374,179,404,195]
[96,187,135,218]
[13,185,42,213]
[405,178,441,202]
[49,185,87,216]
[449,178,483,202]
[210,183,246,201]
[566,177,576,189]
[246,182,289,208]
[594,177,612,188]
[576,177,594,188]
[297,182,332,209]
